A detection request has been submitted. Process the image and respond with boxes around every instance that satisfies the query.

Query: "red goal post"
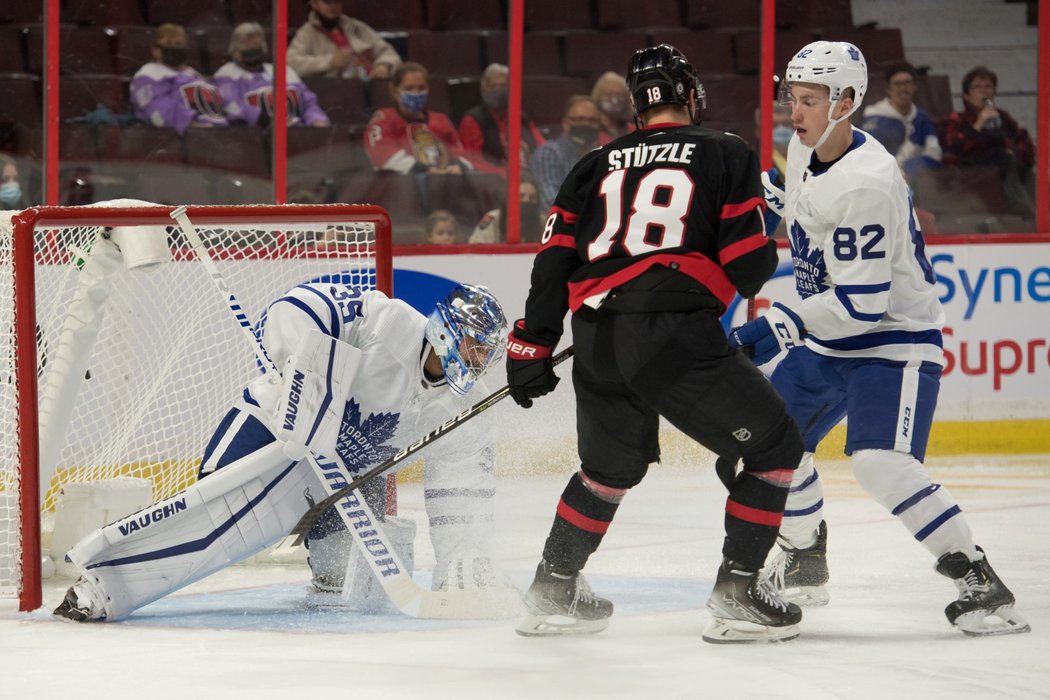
[1,203,392,612]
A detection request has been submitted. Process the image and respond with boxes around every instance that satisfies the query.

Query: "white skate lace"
[954,567,988,600]
[752,575,789,613]
[567,575,596,616]
[766,547,795,592]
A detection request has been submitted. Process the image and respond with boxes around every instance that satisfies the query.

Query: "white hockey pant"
[779,452,824,548]
[852,448,976,560]
[65,442,318,620]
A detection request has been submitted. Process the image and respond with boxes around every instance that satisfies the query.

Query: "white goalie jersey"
[783,129,946,366]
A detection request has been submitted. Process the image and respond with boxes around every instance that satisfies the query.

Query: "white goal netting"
[0,203,391,609]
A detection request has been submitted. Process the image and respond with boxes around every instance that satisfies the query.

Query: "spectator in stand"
[591,71,635,146]
[938,65,1036,218]
[364,62,472,175]
[530,95,602,211]
[287,0,402,80]
[131,23,227,134]
[469,174,545,244]
[862,61,942,179]
[458,63,546,175]
[424,210,459,245]
[215,23,330,128]
[1,155,27,209]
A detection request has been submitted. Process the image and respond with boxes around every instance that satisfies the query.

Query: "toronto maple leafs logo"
[788,220,828,299]
[846,45,860,61]
[335,399,401,472]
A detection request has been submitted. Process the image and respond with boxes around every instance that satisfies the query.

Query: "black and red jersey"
[523,121,778,344]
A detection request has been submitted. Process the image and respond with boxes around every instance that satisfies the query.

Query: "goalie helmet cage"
[0,203,392,612]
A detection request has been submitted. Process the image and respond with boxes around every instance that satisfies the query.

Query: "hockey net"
[0,203,392,611]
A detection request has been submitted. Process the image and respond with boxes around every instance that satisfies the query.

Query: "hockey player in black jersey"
[506,44,806,644]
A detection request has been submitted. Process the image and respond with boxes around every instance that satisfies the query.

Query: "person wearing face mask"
[590,71,635,146]
[529,95,602,211]
[131,23,227,134]
[0,155,27,210]
[364,62,472,175]
[458,64,546,175]
[214,22,330,127]
[288,0,402,80]
[861,61,942,179]
[469,175,545,244]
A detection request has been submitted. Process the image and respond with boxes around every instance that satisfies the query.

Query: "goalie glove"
[729,302,806,367]
[761,167,786,233]
[506,320,559,409]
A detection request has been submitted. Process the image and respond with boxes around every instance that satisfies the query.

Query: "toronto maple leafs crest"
[788,220,828,299]
[335,399,401,472]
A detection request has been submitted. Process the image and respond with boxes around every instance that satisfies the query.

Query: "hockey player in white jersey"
[730,41,1029,636]
[54,282,512,621]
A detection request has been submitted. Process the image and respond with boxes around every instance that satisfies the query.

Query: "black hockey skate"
[516,560,613,636]
[762,520,830,606]
[935,547,1030,636]
[52,577,106,622]
[704,559,802,644]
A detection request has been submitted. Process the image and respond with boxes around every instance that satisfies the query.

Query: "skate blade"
[781,585,830,607]
[955,607,1031,637]
[515,612,610,637]
[702,617,800,644]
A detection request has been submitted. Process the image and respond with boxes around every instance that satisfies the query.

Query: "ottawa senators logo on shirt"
[410,127,448,169]
[245,86,305,122]
[179,81,224,120]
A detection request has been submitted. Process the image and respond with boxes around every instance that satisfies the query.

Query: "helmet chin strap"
[812,99,852,152]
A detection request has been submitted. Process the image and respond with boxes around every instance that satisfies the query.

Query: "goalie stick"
[287,346,576,545]
[169,207,526,619]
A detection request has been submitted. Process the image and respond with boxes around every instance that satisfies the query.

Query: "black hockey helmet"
[627,44,705,124]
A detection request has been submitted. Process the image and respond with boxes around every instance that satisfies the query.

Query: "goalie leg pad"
[64,441,319,620]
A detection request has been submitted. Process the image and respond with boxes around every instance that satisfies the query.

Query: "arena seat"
[524,0,592,30]
[0,3,42,24]
[59,124,100,161]
[405,30,486,78]
[354,0,425,30]
[185,125,271,177]
[425,171,503,228]
[25,26,116,76]
[303,77,371,126]
[64,0,146,27]
[427,0,503,30]
[732,28,818,77]
[0,75,41,128]
[113,26,155,76]
[99,124,185,163]
[0,26,26,74]
[699,76,759,139]
[522,75,589,127]
[647,29,736,78]
[911,165,1015,233]
[143,0,230,27]
[563,31,655,83]
[60,75,130,121]
[482,31,563,76]
[595,0,683,30]
[778,0,853,31]
[685,3,760,29]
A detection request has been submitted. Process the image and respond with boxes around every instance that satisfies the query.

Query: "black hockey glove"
[506,320,559,408]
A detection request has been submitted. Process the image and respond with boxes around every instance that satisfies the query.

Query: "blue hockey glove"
[506,320,559,408]
[761,167,785,233]
[729,302,806,366]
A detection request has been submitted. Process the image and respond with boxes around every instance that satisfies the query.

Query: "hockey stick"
[169,207,522,619]
[287,346,575,545]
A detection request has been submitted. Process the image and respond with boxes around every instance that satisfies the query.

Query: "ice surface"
[2,455,1047,699]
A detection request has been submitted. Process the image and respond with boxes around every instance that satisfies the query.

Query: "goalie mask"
[782,41,867,149]
[424,284,507,395]
[627,44,705,126]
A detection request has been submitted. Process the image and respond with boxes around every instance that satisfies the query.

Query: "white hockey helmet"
[783,41,867,147]
[424,283,507,395]
[784,41,867,116]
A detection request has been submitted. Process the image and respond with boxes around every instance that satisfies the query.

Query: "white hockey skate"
[936,547,1031,637]
[703,559,802,644]
[516,560,613,636]
[761,520,830,607]
[53,576,108,622]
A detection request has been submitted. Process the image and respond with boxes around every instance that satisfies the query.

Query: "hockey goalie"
[54,280,520,621]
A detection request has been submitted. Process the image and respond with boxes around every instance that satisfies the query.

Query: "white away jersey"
[246,283,494,475]
[783,129,945,365]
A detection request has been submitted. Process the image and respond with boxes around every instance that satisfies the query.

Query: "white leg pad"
[851,449,976,560]
[65,442,317,620]
[779,452,824,548]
